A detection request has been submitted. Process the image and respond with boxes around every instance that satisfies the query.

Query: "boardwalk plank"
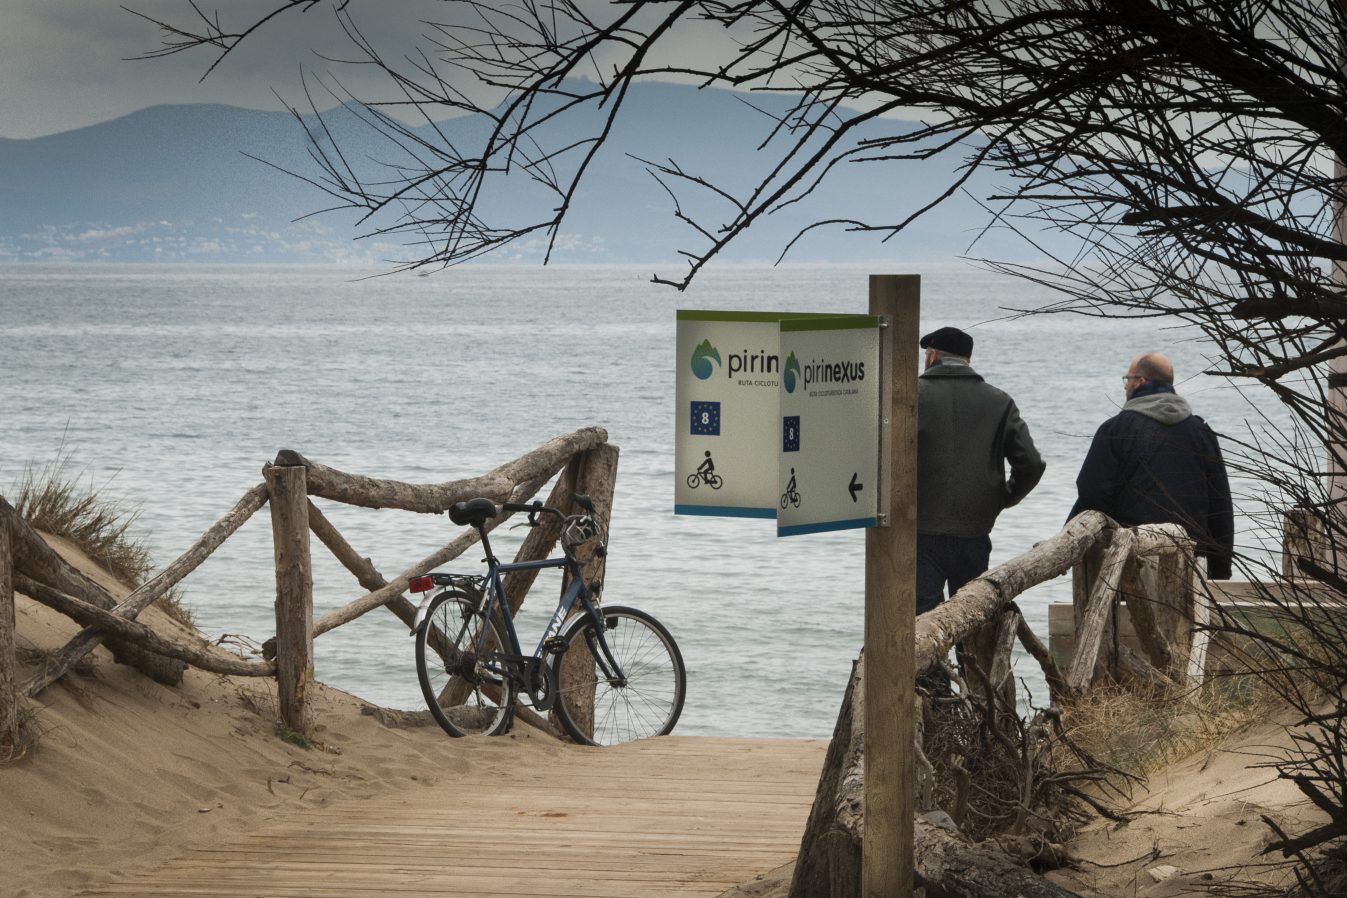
[79,737,824,898]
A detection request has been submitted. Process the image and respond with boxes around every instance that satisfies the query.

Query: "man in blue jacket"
[917,327,1046,615]
[1070,352,1234,579]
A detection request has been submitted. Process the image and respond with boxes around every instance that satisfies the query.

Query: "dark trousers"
[916,532,992,615]
[916,533,991,693]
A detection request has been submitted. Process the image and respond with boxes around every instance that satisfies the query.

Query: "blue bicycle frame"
[414,520,626,686]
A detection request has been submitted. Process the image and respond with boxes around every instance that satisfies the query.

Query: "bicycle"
[686,469,723,490]
[408,494,686,746]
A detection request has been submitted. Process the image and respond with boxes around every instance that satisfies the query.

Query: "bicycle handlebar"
[502,494,597,526]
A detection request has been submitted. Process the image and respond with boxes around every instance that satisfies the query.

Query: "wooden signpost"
[865,275,919,897]
[675,275,920,895]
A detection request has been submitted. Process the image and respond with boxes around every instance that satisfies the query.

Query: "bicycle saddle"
[448,497,498,527]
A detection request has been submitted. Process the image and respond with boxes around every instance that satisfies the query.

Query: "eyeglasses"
[1121,374,1145,384]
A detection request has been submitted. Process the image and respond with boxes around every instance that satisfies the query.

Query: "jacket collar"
[921,361,983,380]
[1124,392,1192,424]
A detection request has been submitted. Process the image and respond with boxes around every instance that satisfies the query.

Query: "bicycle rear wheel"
[415,589,514,738]
[551,605,686,746]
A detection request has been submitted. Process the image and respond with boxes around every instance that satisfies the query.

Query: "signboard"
[675,310,880,535]
[674,311,785,518]
[777,317,881,536]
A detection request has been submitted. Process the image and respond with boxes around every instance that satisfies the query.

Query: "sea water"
[0,263,1288,737]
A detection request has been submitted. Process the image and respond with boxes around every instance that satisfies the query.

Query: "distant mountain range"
[0,82,1056,266]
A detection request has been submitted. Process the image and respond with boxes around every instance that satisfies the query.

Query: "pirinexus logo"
[783,352,801,393]
[800,356,866,390]
[690,339,721,380]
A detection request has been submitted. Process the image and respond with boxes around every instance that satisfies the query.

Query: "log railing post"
[1071,536,1116,684]
[552,443,620,742]
[1283,507,1324,578]
[266,464,313,738]
[0,515,16,752]
[1184,545,1211,686]
[1066,529,1135,694]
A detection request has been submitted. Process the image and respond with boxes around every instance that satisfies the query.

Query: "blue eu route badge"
[782,416,800,452]
[691,401,721,436]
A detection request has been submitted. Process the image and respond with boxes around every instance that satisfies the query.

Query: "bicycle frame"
[416,523,626,686]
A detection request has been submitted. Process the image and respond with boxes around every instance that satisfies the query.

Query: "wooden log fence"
[792,511,1215,897]
[0,428,611,743]
[0,447,1211,761]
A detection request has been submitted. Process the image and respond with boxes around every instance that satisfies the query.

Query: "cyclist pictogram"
[686,450,724,490]
[780,467,801,509]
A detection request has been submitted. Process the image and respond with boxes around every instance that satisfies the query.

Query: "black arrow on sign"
[849,472,863,502]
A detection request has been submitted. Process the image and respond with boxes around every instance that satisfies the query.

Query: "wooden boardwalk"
[79,737,826,898]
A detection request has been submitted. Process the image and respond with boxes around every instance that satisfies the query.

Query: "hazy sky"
[1,1,476,139]
[1,1,751,141]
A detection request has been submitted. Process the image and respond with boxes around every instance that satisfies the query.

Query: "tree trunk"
[267,464,313,738]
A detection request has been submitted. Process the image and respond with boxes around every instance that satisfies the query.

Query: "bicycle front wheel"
[551,605,686,746]
[415,589,514,738]
[686,473,701,489]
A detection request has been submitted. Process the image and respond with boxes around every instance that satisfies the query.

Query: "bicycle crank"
[523,658,558,712]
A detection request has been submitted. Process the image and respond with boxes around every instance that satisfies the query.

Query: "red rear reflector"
[408,576,434,593]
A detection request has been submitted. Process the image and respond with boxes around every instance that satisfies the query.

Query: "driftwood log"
[915,511,1112,677]
[18,484,268,696]
[297,474,553,642]
[793,512,1221,896]
[789,661,1084,898]
[0,497,187,692]
[274,426,607,513]
[14,574,273,677]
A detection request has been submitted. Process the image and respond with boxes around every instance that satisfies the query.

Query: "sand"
[3,536,567,897]
[1047,713,1323,897]
[1,536,1329,897]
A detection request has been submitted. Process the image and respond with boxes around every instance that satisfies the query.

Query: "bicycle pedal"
[543,636,567,654]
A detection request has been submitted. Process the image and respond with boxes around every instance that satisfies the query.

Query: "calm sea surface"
[0,263,1289,737]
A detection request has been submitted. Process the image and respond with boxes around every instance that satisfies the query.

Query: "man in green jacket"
[917,327,1045,616]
